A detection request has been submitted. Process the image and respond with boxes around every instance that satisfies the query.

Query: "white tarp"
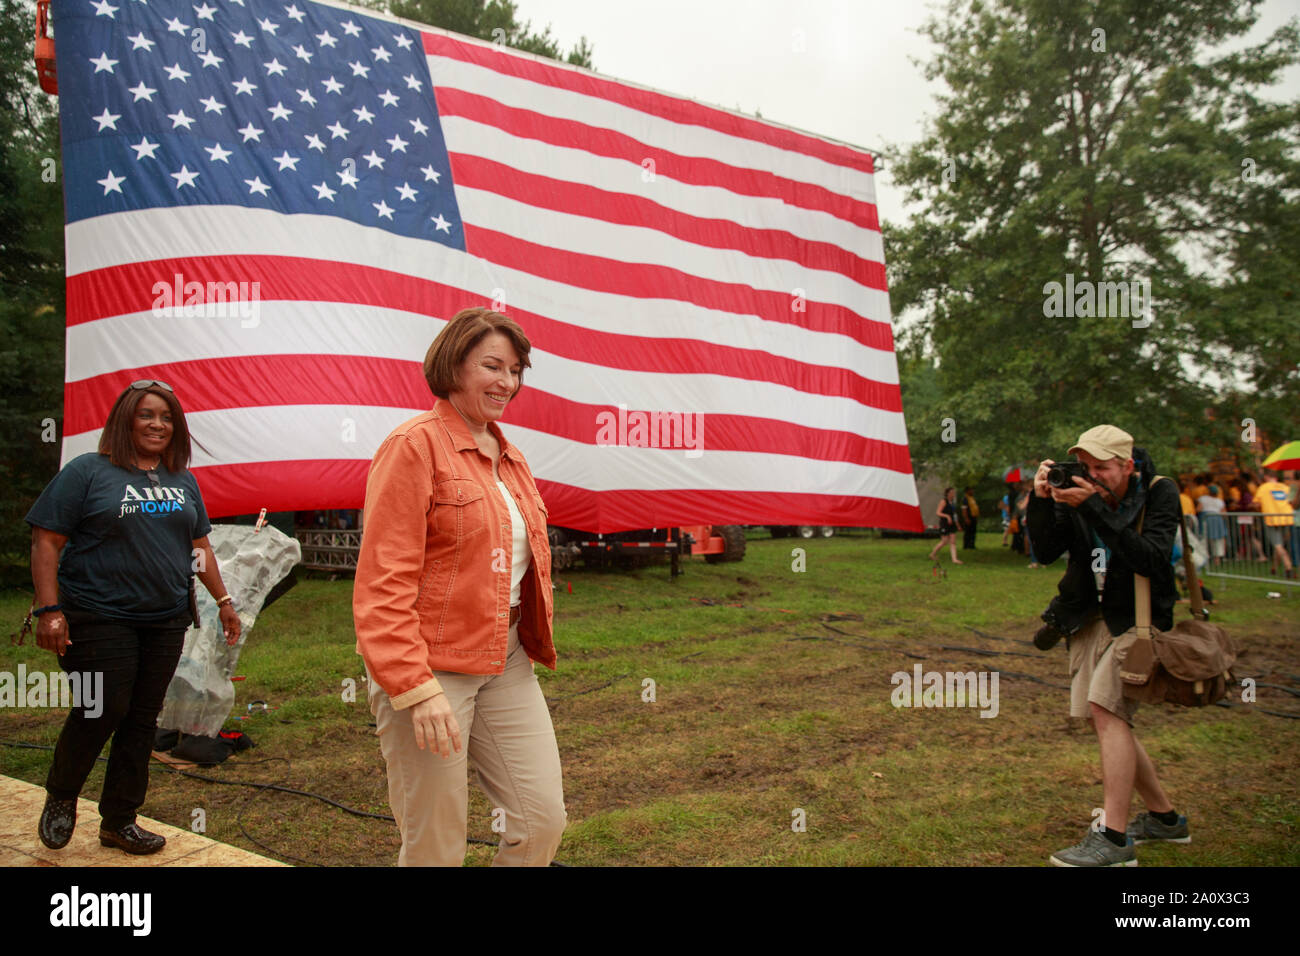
[157,523,300,736]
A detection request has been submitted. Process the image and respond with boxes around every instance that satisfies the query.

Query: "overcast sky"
[512,0,1300,227]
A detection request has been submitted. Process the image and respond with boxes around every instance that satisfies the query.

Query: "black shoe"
[39,795,77,849]
[99,822,166,855]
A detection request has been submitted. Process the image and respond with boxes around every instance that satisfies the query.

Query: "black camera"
[1047,459,1091,489]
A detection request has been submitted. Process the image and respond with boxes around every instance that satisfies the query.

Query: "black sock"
[1103,826,1127,847]
[1151,808,1179,826]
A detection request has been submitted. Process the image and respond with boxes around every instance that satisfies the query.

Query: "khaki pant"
[1067,612,1140,726]
[367,625,566,866]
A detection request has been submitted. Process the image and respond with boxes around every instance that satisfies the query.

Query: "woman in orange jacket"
[353,307,565,866]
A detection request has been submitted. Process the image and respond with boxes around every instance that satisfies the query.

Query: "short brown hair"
[98,383,194,472]
[423,307,532,400]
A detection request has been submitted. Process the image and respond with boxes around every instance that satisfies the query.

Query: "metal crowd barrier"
[1191,511,1299,587]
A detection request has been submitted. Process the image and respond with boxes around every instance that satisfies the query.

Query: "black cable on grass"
[791,633,926,659]
[967,627,1036,647]
[1,739,567,865]
[545,672,633,703]
[1214,700,1300,720]
[940,645,1040,660]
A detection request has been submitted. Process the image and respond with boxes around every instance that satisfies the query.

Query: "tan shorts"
[1067,612,1139,725]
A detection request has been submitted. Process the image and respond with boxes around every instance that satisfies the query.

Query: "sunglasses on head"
[131,379,174,392]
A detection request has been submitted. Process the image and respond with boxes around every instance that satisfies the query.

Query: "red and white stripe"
[61,10,922,532]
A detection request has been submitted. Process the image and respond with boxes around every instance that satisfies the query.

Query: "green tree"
[377,0,594,68]
[0,0,65,580]
[886,0,1300,485]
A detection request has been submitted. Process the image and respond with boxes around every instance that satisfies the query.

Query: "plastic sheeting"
[157,524,301,737]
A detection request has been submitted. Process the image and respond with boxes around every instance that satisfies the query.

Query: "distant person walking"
[961,488,980,550]
[928,487,964,565]
[1196,485,1227,566]
[1256,469,1296,579]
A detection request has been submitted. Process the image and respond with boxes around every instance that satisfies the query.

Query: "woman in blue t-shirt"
[25,381,241,856]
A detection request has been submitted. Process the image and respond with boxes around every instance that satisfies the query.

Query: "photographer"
[1028,425,1186,867]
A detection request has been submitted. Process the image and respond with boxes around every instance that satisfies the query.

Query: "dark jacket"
[1027,451,1178,637]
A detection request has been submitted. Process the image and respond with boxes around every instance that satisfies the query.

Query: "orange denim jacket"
[353,398,555,710]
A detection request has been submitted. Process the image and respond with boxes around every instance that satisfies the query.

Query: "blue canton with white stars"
[54,0,463,246]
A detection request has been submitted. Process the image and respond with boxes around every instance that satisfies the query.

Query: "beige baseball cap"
[1069,424,1133,461]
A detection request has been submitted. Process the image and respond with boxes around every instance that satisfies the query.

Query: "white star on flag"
[313,181,337,201]
[90,53,118,73]
[273,151,300,171]
[130,137,160,160]
[245,176,271,196]
[128,82,157,102]
[373,200,394,220]
[431,213,451,232]
[204,143,233,163]
[167,109,196,130]
[92,1,119,18]
[93,108,122,131]
[170,165,199,188]
[97,170,125,194]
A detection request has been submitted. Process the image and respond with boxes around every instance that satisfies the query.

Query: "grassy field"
[2,531,1297,866]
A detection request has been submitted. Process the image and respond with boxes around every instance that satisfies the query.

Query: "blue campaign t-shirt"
[26,453,212,622]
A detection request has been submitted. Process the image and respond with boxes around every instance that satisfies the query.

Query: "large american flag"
[53,0,922,532]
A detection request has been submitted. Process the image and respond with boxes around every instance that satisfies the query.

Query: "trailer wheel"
[705,525,746,563]
[797,525,816,539]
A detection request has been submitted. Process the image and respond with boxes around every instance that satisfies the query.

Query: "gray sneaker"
[1049,829,1137,867]
[1126,812,1190,845]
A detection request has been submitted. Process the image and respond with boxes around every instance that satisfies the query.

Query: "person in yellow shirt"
[1179,480,1196,517]
[1256,469,1295,579]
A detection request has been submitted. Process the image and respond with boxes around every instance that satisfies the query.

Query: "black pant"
[45,607,188,829]
[963,522,977,549]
